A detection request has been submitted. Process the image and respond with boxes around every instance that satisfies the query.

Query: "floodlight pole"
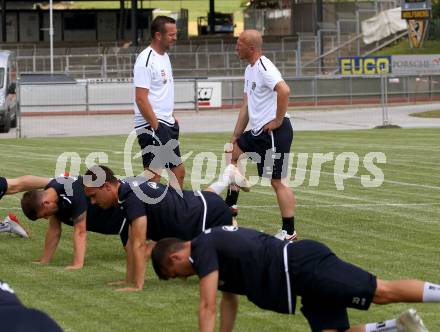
[1,0,6,42]
[131,0,138,46]
[49,0,54,73]
[380,74,389,126]
[208,0,215,35]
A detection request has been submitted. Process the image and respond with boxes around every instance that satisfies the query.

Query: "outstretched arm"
[37,216,62,264]
[67,212,87,270]
[220,292,239,332]
[199,271,219,332]
[117,216,147,292]
[124,227,134,285]
[6,176,50,194]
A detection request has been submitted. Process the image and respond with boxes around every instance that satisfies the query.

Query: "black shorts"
[288,240,377,332]
[236,117,293,179]
[0,177,8,200]
[136,120,182,169]
[202,191,233,231]
[86,206,129,246]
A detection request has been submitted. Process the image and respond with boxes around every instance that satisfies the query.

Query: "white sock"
[423,282,440,302]
[208,181,228,195]
[365,319,397,332]
[208,167,234,195]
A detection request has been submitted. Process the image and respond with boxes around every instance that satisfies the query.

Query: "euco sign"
[339,56,392,75]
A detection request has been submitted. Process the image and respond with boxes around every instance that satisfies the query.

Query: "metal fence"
[14,74,440,138]
[3,0,406,79]
[14,47,299,79]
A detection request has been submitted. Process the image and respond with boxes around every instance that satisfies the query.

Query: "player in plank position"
[152,226,435,332]
[20,175,128,269]
[83,164,250,291]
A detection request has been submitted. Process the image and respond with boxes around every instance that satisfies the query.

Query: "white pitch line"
[281,168,440,191]
[315,169,440,191]
[240,202,440,208]
[253,188,370,203]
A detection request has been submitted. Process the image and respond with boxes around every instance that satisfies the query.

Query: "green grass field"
[410,110,440,118]
[375,40,440,56]
[1,128,440,331]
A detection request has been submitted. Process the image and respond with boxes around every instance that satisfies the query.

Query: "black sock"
[282,216,295,235]
[225,189,240,216]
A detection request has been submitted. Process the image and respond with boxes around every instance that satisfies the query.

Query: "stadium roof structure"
[1,0,218,43]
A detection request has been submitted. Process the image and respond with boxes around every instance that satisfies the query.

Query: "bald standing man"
[224,29,297,240]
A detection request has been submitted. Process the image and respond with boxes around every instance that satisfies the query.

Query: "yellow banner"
[402,10,430,19]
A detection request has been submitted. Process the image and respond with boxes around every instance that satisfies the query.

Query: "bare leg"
[144,164,185,190]
[373,279,424,304]
[170,163,185,189]
[271,179,295,218]
[143,168,161,183]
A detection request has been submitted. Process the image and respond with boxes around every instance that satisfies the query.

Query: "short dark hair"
[151,237,185,280]
[21,190,44,221]
[83,165,118,187]
[150,15,176,39]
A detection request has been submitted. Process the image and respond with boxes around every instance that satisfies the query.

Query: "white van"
[0,51,17,133]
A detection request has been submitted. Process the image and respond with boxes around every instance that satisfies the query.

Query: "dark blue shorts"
[0,177,8,200]
[136,120,182,169]
[236,117,293,179]
[288,240,377,332]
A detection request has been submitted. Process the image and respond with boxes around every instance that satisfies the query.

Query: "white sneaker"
[224,165,251,192]
[397,309,429,332]
[0,214,29,238]
[274,229,298,241]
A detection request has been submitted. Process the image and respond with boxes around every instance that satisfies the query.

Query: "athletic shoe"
[224,165,251,192]
[0,214,29,238]
[274,229,298,241]
[397,308,429,332]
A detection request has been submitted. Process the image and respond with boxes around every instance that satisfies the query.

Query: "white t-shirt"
[244,56,283,131]
[133,46,175,128]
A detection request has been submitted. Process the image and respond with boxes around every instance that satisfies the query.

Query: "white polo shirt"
[244,56,283,131]
[133,46,175,128]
